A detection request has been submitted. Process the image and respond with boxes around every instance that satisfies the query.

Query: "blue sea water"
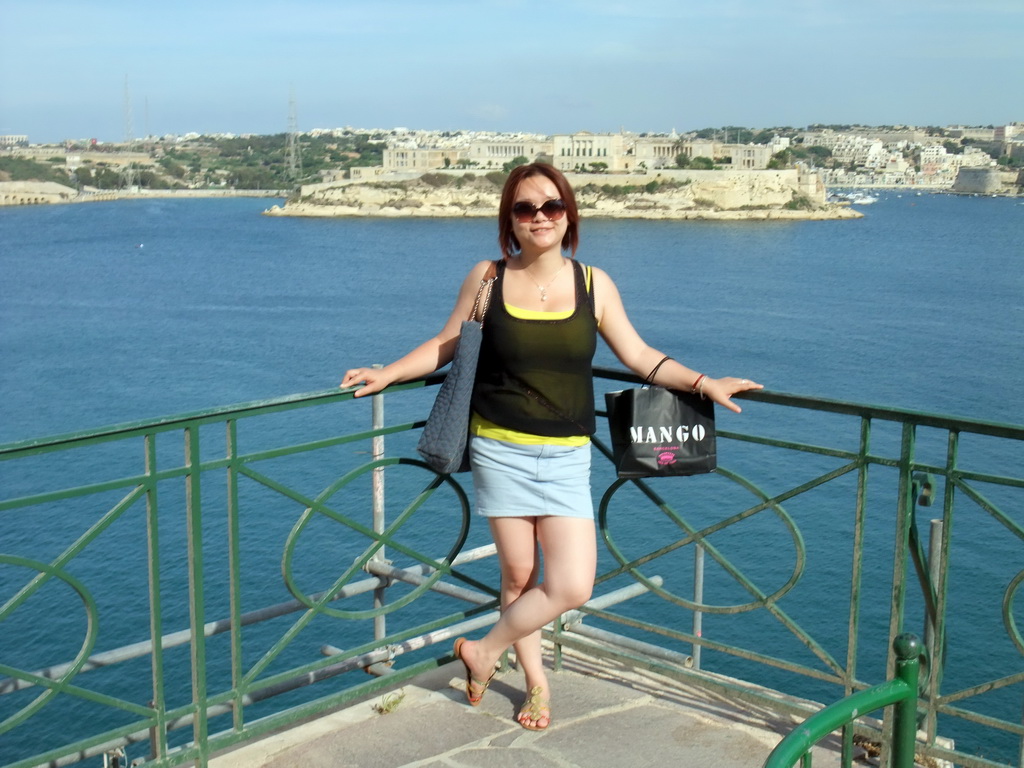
[2,195,1021,443]
[1,194,1022,763]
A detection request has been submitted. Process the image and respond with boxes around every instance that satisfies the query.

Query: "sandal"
[453,637,496,707]
[517,685,550,731]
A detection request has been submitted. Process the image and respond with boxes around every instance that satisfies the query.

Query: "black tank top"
[472,259,597,437]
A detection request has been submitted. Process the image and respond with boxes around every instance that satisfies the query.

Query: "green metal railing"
[1,367,1022,767]
[763,633,923,768]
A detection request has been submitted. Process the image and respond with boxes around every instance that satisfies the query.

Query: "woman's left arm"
[592,267,763,414]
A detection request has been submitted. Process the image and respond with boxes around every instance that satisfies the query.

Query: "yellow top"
[470,267,593,447]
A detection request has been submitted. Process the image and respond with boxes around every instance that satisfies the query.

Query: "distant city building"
[632,134,683,171]
[467,138,552,167]
[0,134,29,148]
[1005,139,1024,163]
[552,132,631,172]
[379,130,800,176]
[349,166,386,181]
[676,138,721,164]
[994,124,1018,142]
[769,136,791,155]
[946,126,997,141]
[961,146,997,168]
[382,145,461,171]
[632,132,776,171]
[727,144,773,169]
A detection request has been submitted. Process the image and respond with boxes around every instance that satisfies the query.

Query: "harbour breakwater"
[264,169,863,221]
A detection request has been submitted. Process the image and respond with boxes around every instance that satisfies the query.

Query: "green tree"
[159,157,188,178]
[502,155,529,173]
[589,161,608,173]
[807,146,833,163]
[722,126,755,144]
[675,153,690,169]
[138,170,171,189]
[421,173,452,187]
[0,156,71,184]
[94,168,121,189]
[690,156,714,170]
[767,150,791,170]
[227,167,277,189]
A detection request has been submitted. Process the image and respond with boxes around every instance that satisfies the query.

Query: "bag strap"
[644,355,672,387]
[470,261,499,325]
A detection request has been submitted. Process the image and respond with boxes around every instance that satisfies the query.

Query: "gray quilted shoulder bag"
[416,262,497,473]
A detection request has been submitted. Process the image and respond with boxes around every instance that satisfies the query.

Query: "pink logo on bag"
[657,451,677,466]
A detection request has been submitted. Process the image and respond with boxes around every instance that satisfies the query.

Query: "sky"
[1,0,1021,144]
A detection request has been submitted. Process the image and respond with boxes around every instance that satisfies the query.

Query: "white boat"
[848,192,878,205]
[830,191,878,205]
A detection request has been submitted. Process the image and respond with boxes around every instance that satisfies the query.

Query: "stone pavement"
[209,650,848,768]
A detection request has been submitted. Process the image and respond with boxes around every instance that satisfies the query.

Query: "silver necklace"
[524,259,566,302]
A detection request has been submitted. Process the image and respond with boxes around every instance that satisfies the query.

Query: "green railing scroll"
[763,633,923,768]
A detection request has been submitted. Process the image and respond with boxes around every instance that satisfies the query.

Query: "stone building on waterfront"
[381,130,779,175]
[466,137,553,168]
[381,145,462,172]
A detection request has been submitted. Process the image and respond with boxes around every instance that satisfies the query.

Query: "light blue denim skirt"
[469,435,593,519]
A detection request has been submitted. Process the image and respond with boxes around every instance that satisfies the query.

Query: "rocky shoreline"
[263,171,863,221]
[265,200,861,221]
[1,174,865,220]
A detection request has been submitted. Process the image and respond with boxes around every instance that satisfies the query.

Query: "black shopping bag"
[604,387,716,478]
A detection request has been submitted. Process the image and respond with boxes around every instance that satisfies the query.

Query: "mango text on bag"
[628,424,709,444]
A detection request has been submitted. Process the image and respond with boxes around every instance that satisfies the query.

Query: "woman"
[341,163,762,730]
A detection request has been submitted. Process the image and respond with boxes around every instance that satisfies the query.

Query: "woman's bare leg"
[458,516,596,724]
[487,517,545,708]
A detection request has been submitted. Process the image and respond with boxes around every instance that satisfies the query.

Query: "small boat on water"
[828,191,879,205]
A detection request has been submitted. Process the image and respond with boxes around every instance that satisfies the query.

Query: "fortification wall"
[951,167,1019,195]
[0,181,77,206]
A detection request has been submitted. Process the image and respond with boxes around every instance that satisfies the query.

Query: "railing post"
[924,520,941,653]
[183,425,209,765]
[371,365,387,643]
[891,633,922,768]
[692,545,704,670]
[881,423,917,765]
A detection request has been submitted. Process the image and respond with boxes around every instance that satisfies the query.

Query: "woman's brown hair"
[497,163,580,260]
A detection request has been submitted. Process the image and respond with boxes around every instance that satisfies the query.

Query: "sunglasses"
[511,199,567,223]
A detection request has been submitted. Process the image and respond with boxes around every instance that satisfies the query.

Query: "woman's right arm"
[340,260,494,398]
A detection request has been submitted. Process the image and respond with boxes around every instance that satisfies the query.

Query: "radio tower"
[286,89,302,184]
[121,76,137,191]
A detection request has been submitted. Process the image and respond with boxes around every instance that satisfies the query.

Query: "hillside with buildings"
[322,123,1022,188]
[1,123,1021,208]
